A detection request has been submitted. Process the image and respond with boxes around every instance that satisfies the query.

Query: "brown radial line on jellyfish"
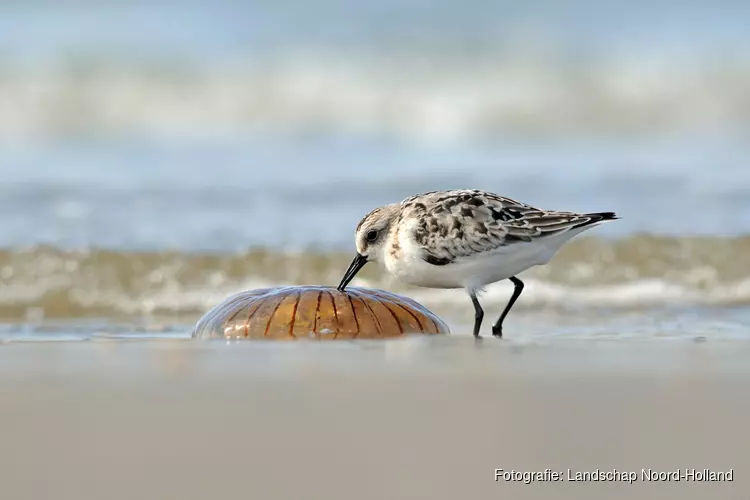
[242,298,266,338]
[330,289,360,339]
[347,291,380,336]
[311,290,338,338]
[367,289,425,332]
[312,290,322,334]
[331,291,359,338]
[345,293,361,335]
[268,289,301,339]
[381,291,440,332]
[291,288,322,338]
[287,290,301,338]
[212,291,263,337]
[260,294,287,338]
[390,300,425,331]
[375,299,405,335]
[384,302,410,334]
[348,289,383,333]
[209,292,257,338]
[242,288,288,338]
[376,287,447,333]
[353,289,402,334]
[325,290,340,338]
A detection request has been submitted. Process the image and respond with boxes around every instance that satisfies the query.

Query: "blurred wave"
[1,53,749,144]
[2,236,750,321]
[2,1,750,329]
[3,1,749,143]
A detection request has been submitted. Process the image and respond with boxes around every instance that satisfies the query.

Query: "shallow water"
[2,301,749,343]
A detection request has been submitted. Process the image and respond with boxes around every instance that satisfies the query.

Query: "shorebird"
[337,189,618,337]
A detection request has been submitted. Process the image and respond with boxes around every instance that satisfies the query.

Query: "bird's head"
[337,203,400,290]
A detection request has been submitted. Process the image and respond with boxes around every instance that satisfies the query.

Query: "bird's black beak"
[337,253,368,291]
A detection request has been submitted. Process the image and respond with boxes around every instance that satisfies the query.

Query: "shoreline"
[3,335,750,375]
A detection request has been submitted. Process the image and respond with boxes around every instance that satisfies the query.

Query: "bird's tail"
[578,211,619,228]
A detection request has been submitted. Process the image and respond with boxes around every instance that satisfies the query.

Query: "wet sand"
[1,337,748,500]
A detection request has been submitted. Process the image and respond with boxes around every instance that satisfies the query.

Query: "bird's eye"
[366,230,378,242]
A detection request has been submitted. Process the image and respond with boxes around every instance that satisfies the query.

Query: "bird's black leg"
[492,277,524,338]
[469,290,484,338]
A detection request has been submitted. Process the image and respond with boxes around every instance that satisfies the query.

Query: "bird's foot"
[491,325,503,338]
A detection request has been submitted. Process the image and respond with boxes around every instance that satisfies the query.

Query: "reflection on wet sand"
[1,338,747,500]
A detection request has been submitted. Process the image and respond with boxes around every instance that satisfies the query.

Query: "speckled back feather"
[398,189,616,265]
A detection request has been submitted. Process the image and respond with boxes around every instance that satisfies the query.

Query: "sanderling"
[337,189,618,338]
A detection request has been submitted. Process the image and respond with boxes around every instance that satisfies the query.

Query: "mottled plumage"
[399,190,614,268]
[337,189,619,338]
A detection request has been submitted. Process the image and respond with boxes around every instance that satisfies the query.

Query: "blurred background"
[1,0,750,334]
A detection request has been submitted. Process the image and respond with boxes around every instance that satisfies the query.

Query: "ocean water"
[1,0,750,341]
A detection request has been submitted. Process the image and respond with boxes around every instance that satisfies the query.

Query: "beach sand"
[1,337,748,500]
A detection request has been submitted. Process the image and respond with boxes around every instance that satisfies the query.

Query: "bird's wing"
[400,189,602,265]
